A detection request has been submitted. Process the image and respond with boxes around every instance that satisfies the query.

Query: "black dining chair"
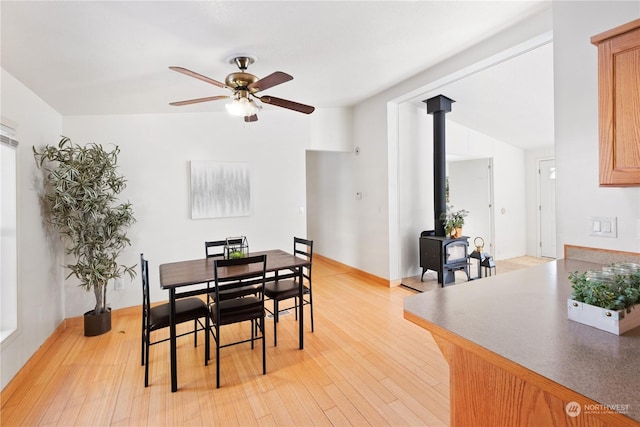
[205,239,257,303]
[205,239,227,258]
[264,237,314,346]
[204,240,227,305]
[140,254,210,387]
[210,255,267,388]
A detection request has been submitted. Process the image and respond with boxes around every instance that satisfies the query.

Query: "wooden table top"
[159,249,310,289]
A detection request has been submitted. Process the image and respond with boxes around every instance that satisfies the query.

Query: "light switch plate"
[590,216,617,238]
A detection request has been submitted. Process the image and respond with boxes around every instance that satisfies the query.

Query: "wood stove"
[419,232,470,285]
[417,95,470,286]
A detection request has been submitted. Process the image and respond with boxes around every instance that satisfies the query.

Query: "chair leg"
[141,331,145,366]
[309,289,314,333]
[215,324,221,389]
[273,300,279,346]
[194,319,198,347]
[250,319,255,349]
[261,317,266,375]
[144,332,150,387]
[204,316,210,366]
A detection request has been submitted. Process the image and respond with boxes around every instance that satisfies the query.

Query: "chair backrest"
[213,255,267,302]
[205,238,245,258]
[140,253,151,321]
[293,237,313,282]
[205,240,227,258]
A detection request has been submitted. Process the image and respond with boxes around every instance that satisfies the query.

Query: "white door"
[538,159,556,258]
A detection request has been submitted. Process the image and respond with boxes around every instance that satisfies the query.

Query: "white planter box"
[567,299,640,335]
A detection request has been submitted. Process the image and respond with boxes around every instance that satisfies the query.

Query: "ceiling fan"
[169,55,315,122]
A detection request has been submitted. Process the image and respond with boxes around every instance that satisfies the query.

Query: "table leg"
[298,266,304,349]
[169,288,178,392]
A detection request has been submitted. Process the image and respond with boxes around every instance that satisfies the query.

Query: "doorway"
[389,33,553,283]
[448,158,495,256]
[538,158,556,258]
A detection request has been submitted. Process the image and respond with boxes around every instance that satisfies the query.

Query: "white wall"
[553,1,640,256]
[62,111,312,316]
[397,103,434,278]
[308,97,391,278]
[309,107,353,152]
[0,69,64,390]
[491,137,527,260]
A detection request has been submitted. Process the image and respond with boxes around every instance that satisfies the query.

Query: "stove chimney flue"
[424,95,455,237]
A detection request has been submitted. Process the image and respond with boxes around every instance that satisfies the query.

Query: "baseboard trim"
[314,254,392,287]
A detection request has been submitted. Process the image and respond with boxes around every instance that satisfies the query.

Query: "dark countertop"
[403,259,640,422]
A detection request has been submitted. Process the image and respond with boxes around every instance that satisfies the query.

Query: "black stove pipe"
[424,95,455,237]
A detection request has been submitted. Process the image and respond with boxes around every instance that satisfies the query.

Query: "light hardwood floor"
[1,257,450,426]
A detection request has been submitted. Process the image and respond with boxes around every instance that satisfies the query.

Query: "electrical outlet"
[115,278,124,291]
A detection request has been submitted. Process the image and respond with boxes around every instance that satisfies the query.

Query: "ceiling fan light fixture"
[225,96,260,117]
[170,56,314,119]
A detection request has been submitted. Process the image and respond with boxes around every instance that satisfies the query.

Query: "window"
[1,124,18,341]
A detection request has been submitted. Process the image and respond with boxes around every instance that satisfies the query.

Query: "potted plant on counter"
[34,137,136,336]
[440,205,469,238]
[567,265,640,335]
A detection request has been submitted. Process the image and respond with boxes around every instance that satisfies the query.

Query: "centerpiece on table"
[567,262,640,335]
[224,236,249,259]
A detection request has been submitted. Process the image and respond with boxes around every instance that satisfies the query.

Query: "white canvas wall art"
[190,161,250,219]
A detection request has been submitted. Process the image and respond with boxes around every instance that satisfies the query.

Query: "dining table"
[159,249,311,392]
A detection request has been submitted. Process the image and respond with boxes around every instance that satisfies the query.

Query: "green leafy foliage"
[33,137,136,314]
[440,204,469,235]
[568,270,640,312]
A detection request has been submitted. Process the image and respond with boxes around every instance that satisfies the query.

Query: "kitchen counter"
[404,259,640,426]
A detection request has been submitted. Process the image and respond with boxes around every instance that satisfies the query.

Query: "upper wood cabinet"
[591,19,640,186]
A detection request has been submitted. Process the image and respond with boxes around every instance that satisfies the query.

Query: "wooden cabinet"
[591,19,640,186]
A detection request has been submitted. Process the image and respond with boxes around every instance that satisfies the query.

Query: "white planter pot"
[567,299,640,335]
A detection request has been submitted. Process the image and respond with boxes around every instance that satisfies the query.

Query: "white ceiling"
[0,1,553,149]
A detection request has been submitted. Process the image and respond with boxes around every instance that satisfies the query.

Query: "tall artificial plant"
[34,137,136,315]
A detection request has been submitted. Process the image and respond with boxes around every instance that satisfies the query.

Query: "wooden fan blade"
[259,96,315,114]
[247,71,293,92]
[169,95,229,106]
[169,66,229,89]
[244,114,258,122]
